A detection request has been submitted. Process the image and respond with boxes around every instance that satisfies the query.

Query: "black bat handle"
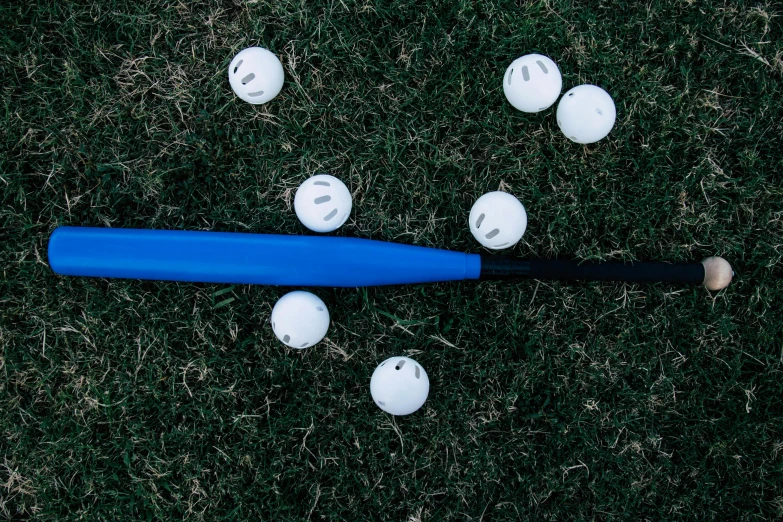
[479,256,706,285]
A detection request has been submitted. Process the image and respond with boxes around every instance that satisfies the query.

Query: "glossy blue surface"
[48,227,482,287]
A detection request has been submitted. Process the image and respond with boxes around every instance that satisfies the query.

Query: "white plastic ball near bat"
[503,54,562,113]
[469,191,528,250]
[228,47,284,105]
[556,85,616,144]
[370,356,429,416]
[294,174,353,233]
[270,291,330,349]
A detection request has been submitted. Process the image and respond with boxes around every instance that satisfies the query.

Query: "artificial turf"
[1,0,782,519]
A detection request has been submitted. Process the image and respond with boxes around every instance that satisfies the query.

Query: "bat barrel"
[48,227,482,287]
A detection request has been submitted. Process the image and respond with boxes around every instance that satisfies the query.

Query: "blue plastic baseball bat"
[47,227,730,288]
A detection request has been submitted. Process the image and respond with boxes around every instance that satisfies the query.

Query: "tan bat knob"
[702,256,733,291]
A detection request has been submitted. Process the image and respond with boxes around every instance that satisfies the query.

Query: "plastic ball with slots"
[469,191,528,250]
[556,85,616,144]
[370,356,429,416]
[503,54,562,113]
[228,47,284,105]
[270,291,329,349]
[294,174,353,233]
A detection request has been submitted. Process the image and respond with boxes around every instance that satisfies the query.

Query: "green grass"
[2,0,782,519]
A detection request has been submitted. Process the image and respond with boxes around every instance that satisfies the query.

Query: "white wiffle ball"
[469,191,528,250]
[270,291,330,349]
[556,85,616,144]
[370,356,429,416]
[294,175,352,233]
[503,54,562,113]
[228,47,284,105]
